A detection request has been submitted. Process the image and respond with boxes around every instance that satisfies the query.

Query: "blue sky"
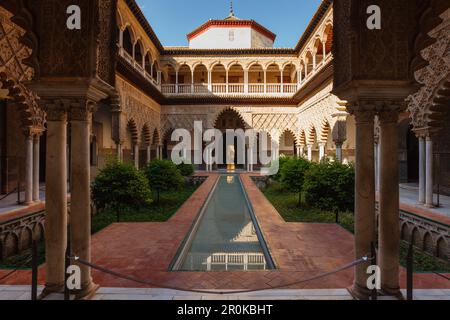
[136,0,322,48]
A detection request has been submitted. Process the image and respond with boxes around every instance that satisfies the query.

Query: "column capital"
[23,126,45,139]
[352,109,376,124]
[378,110,399,124]
[40,99,69,122]
[70,99,97,121]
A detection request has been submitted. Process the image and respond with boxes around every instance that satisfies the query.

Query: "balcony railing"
[160,83,299,96]
[119,45,334,99]
[119,48,160,89]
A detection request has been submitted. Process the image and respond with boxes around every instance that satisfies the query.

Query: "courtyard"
[0,0,449,303]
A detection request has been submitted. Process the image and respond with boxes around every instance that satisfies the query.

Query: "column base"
[348,283,372,300]
[72,282,99,300]
[425,203,435,208]
[380,286,404,300]
[39,282,65,299]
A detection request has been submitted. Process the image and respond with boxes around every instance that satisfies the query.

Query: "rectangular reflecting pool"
[172,175,275,271]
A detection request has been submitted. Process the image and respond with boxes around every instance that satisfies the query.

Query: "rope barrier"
[433,272,450,281]
[70,254,372,295]
[0,187,18,201]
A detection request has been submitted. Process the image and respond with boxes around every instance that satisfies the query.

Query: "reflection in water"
[180,175,268,271]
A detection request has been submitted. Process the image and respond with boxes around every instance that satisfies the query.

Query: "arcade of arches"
[0,0,449,300]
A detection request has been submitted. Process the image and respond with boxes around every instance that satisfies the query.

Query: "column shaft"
[307,145,312,161]
[134,144,139,168]
[352,110,376,299]
[116,142,122,161]
[24,135,33,204]
[70,118,94,295]
[147,146,151,164]
[319,144,325,161]
[378,111,400,296]
[33,135,40,201]
[44,118,67,293]
[418,137,425,204]
[335,142,343,163]
[425,137,434,207]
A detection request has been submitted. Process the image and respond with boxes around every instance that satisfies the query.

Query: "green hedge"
[303,160,355,212]
[280,157,311,206]
[177,162,195,177]
[91,159,152,221]
[143,159,184,203]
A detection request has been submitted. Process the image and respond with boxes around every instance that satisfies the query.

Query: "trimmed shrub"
[280,157,311,206]
[143,159,184,203]
[177,162,195,177]
[271,155,291,182]
[303,160,355,212]
[91,159,151,221]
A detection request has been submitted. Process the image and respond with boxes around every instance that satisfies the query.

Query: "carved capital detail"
[70,99,96,122]
[378,110,400,124]
[40,99,69,122]
[353,110,376,124]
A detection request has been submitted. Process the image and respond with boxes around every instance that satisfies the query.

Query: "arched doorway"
[214,109,246,171]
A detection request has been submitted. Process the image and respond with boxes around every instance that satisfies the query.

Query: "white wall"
[189,27,273,49]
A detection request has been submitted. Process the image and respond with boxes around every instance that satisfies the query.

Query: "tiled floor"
[398,184,450,223]
[1,285,450,300]
[1,174,449,297]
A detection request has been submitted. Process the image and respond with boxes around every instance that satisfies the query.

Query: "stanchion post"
[64,225,71,300]
[370,241,377,300]
[17,180,20,204]
[31,240,38,300]
[406,242,414,300]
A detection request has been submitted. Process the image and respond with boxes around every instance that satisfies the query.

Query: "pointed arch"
[141,124,151,146]
[401,223,411,241]
[307,125,318,145]
[213,107,246,129]
[152,128,161,146]
[436,237,449,260]
[299,130,307,147]
[411,227,422,248]
[127,118,139,144]
[322,23,333,56]
[423,232,434,254]
[305,51,314,74]
[319,119,331,143]
[122,26,135,56]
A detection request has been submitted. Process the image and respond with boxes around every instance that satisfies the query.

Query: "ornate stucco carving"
[407,9,450,133]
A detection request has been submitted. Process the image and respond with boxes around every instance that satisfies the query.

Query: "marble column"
[244,69,249,94]
[33,134,41,202]
[351,110,376,300]
[70,103,96,297]
[157,145,162,160]
[425,136,434,207]
[418,136,425,204]
[134,143,139,168]
[300,146,305,158]
[146,145,151,164]
[378,110,401,297]
[24,134,33,205]
[116,142,123,161]
[307,145,312,161]
[43,108,68,294]
[335,142,343,163]
[319,143,325,161]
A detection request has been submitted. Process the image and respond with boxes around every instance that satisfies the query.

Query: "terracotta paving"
[1,173,449,291]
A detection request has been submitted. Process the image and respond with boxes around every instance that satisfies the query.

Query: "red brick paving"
[1,174,449,290]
